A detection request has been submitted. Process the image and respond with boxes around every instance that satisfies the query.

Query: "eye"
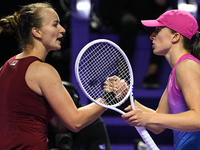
[53,23,58,27]
[155,27,164,33]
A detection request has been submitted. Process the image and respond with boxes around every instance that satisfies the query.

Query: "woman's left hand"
[122,106,150,127]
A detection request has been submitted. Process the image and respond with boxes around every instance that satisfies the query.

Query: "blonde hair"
[0,2,53,51]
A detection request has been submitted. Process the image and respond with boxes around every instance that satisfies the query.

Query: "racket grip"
[135,126,160,150]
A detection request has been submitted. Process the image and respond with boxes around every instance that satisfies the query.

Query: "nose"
[60,25,66,34]
[150,32,156,40]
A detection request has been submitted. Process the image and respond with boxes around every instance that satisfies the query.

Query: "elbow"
[66,122,83,133]
[146,127,165,135]
[194,119,200,131]
[70,127,81,133]
[153,127,165,134]
[152,129,163,135]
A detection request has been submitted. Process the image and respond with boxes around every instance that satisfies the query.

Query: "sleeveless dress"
[0,56,55,149]
[168,53,200,150]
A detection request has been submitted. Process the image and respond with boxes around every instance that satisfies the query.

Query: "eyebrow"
[157,26,165,29]
[53,20,60,24]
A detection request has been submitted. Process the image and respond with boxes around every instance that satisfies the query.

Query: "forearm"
[135,100,155,113]
[134,100,166,134]
[75,101,106,131]
[149,110,200,132]
[134,100,200,133]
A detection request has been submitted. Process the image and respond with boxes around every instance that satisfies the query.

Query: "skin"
[14,8,106,132]
[104,75,129,100]
[106,27,200,134]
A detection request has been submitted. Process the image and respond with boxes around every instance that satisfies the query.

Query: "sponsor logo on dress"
[10,60,18,66]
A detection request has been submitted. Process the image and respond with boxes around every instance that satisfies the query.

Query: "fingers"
[113,79,129,100]
[104,76,120,92]
[103,81,113,93]
[121,107,147,127]
[124,105,132,111]
[103,76,129,100]
[121,111,138,126]
[107,75,121,82]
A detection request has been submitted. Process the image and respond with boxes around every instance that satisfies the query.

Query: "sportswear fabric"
[168,53,200,150]
[0,56,55,150]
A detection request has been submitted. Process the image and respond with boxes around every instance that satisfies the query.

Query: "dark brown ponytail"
[189,32,200,60]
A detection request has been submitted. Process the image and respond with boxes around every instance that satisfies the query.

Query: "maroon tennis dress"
[0,56,55,149]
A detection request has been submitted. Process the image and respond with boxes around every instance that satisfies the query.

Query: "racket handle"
[135,126,160,150]
[130,95,159,149]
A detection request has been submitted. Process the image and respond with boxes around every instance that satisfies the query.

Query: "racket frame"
[75,39,133,111]
[75,39,160,150]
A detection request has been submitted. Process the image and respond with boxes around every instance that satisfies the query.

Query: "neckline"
[14,55,44,62]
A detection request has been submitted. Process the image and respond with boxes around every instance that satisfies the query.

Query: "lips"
[57,37,62,41]
[152,42,155,48]
[57,35,63,40]
[56,37,63,43]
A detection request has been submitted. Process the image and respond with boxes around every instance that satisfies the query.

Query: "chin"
[153,51,161,56]
[56,47,61,50]
[154,52,164,56]
[53,46,61,50]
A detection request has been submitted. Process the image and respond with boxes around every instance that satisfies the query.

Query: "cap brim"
[141,20,165,27]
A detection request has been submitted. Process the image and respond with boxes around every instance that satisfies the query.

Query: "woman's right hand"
[104,75,129,100]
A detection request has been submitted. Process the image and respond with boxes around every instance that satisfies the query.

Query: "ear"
[172,32,181,43]
[32,27,42,39]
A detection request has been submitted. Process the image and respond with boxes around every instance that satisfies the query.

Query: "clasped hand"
[103,75,129,100]
[103,75,149,127]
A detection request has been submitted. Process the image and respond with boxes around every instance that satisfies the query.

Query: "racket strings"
[78,42,131,107]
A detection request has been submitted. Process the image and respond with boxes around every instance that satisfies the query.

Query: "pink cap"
[141,10,198,39]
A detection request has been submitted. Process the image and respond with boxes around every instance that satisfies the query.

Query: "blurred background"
[0,0,199,149]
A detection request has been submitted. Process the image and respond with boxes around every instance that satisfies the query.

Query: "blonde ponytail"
[0,12,19,34]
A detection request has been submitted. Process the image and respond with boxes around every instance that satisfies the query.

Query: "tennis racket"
[75,39,159,150]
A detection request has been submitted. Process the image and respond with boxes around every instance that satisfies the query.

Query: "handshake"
[103,75,129,101]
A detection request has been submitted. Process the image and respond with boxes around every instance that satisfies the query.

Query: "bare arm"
[104,75,169,134]
[150,60,200,132]
[122,60,200,133]
[122,87,169,134]
[26,61,106,132]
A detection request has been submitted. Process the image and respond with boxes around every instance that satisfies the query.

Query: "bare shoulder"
[176,59,200,89]
[176,59,200,75]
[29,61,59,76]
[26,61,62,95]
[27,61,60,81]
